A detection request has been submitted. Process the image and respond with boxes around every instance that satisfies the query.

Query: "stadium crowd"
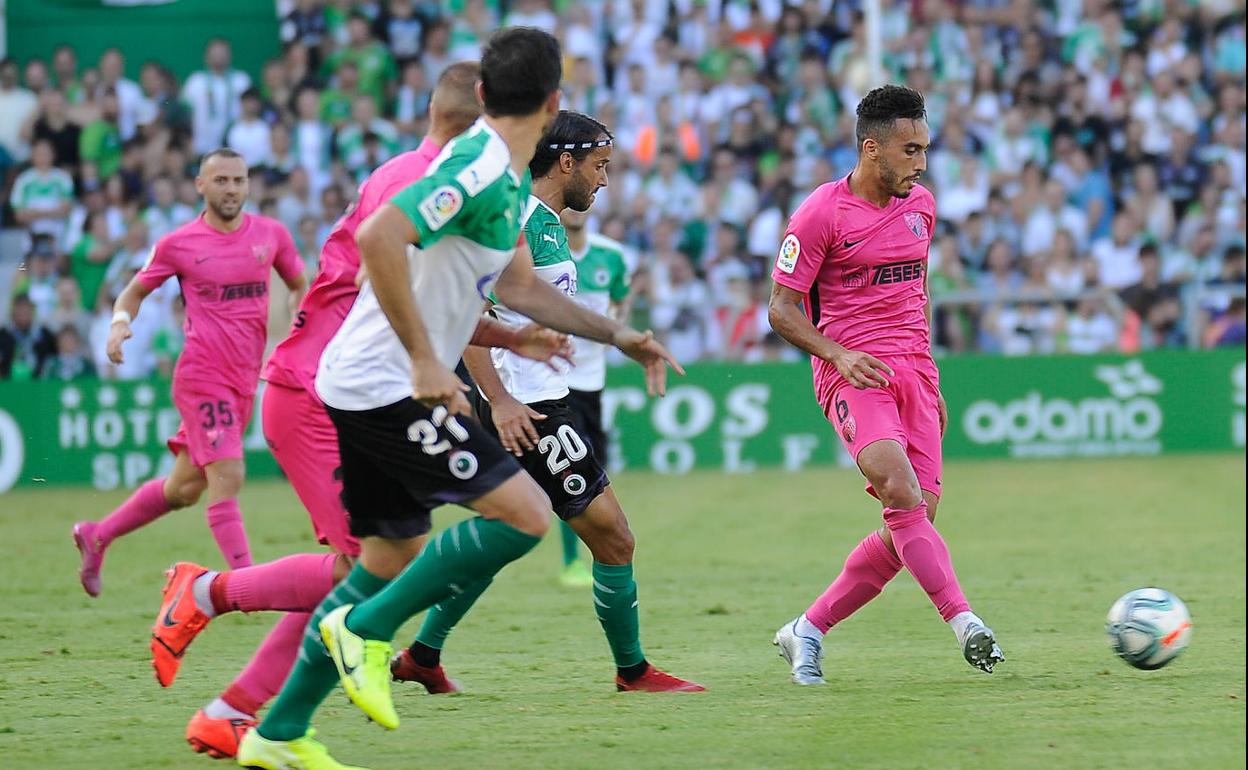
[0,0,1244,381]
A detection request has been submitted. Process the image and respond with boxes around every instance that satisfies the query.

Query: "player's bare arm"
[462,341,547,456]
[105,275,156,364]
[469,316,574,370]
[356,202,470,413]
[495,242,683,396]
[283,272,308,318]
[767,282,893,389]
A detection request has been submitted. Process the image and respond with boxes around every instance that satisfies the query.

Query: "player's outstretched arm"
[106,275,155,364]
[282,272,308,318]
[767,282,893,389]
[469,316,573,370]
[462,343,547,456]
[356,203,469,413]
[495,243,683,396]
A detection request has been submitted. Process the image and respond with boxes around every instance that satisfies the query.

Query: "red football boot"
[616,664,705,692]
[389,648,462,694]
[186,708,256,759]
[151,562,213,687]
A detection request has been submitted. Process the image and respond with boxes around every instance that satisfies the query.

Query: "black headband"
[547,138,613,150]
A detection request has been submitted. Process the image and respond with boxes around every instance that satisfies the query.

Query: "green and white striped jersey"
[317,118,531,411]
[567,233,631,391]
[488,195,578,404]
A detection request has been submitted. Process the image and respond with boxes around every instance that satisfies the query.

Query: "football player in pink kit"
[141,63,567,759]
[768,85,1004,684]
[72,148,307,595]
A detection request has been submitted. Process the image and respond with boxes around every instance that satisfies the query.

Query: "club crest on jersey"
[252,243,271,263]
[418,185,463,231]
[594,268,610,287]
[904,212,928,240]
[777,234,800,274]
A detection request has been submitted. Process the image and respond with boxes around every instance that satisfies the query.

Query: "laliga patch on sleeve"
[776,234,800,274]
[417,185,463,232]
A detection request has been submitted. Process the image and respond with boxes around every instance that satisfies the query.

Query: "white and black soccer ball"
[1106,588,1193,670]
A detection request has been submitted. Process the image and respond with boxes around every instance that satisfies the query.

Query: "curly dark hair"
[855,84,927,148]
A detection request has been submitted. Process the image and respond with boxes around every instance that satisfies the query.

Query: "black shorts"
[326,398,522,540]
[473,396,608,521]
[565,388,607,463]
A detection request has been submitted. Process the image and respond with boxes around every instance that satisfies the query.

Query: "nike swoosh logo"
[161,582,188,627]
[194,256,211,264]
[843,239,864,249]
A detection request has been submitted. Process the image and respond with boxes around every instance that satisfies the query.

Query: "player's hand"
[354,264,368,288]
[831,349,894,389]
[106,321,132,364]
[937,392,948,437]
[612,327,685,397]
[411,358,471,415]
[491,395,546,456]
[510,323,574,371]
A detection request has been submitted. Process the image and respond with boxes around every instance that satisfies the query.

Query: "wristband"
[111,310,132,326]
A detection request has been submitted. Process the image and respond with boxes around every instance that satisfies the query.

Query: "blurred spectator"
[1203,297,1246,348]
[323,12,397,112]
[45,325,96,381]
[227,88,274,168]
[11,138,75,246]
[97,48,144,141]
[1091,212,1144,290]
[68,213,122,311]
[0,57,38,163]
[1120,244,1182,350]
[183,38,252,154]
[142,176,196,241]
[0,294,56,380]
[25,88,82,174]
[45,275,92,342]
[79,89,123,179]
[650,252,717,363]
[985,301,1060,356]
[1063,295,1121,354]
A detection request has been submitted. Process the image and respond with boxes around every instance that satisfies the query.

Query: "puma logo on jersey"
[542,234,558,244]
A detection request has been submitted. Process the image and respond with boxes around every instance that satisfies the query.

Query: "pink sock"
[220,611,309,716]
[209,553,337,614]
[205,499,251,568]
[805,530,903,632]
[95,478,172,545]
[882,502,971,621]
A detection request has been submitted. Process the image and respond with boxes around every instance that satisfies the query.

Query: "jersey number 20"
[538,425,588,474]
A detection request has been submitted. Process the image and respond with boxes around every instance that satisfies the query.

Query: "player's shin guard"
[413,577,492,653]
[592,562,645,669]
[345,518,540,642]
[257,566,388,742]
[882,502,971,621]
[221,611,310,716]
[205,499,251,568]
[804,530,903,632]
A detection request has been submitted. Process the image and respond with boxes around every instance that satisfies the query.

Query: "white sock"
[203,697,252,721]
[795,613,825,640]
[192,571,219,618]
[949,611,983,645]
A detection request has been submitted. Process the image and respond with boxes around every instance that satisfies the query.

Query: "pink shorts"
[822,354,943,499]
[262,381,360,557]
[168,381,255,468]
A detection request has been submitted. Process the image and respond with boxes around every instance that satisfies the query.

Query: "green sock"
[346,517,540,642]
[559,520,581,566]
[592,561,645,669]
[257,564,388,742]
[414,576,492,651]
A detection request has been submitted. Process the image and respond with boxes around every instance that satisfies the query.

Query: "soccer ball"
[1106,588,1193,670]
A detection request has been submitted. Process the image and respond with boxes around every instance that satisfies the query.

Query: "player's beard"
[879,158,911,199]
[208,197,243,222]
[564,173,596,212]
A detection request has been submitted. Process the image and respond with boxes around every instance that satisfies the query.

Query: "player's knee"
[604,524,635,564]
[513,499,552,538]
[207,464,245,498]
[877,474,922,510]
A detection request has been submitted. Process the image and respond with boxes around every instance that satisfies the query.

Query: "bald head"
[429,61,483,144]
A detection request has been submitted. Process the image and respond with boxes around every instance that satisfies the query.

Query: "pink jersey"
[139,213,302,396]
[263,138,443,392]
[772,176,936,404]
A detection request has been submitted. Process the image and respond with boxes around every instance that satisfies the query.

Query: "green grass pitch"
[0,454,1243,769]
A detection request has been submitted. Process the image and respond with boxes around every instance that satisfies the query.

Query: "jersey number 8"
[538,425,588,474]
